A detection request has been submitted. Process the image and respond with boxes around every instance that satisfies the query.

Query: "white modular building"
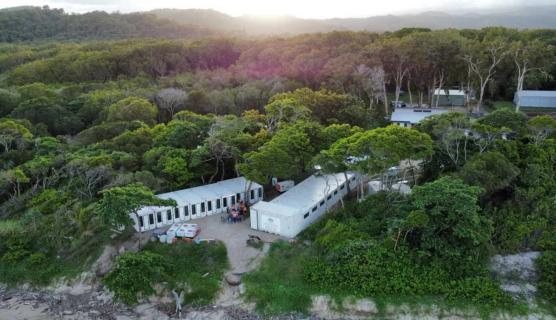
[514,90,556,110]
[390,108,450,128]
[250,172,358,238]
[132,177,263,232]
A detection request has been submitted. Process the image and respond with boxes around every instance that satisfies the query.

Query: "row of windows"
[303,182,350,220]
[138,188,263,228]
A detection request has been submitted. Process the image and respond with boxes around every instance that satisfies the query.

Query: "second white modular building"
[250,172,358,238]
[132,177,263,232]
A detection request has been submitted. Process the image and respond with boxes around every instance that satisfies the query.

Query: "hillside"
[0,6,214,42]
[3,6,556,40]
[151,8,340,35]
[151,6,556,35]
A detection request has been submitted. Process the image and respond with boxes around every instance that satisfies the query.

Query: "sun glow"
[3,0,555,18]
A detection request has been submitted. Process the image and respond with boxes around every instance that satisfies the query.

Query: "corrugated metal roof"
[252,172,353,217]
[137,177,262,215]
[390,108,449,124]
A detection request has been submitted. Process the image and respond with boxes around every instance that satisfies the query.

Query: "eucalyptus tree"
[511,40,554,111]
[374,37,413,108]
[462,40,508,112]
[354,64,388,113]
[155,88,188,120]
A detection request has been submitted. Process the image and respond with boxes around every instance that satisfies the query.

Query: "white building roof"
[514,90,556,109]
[254,172,353,217]
[516,90,556,98]
[137,177,261,216]
[434,89,465,96]
[390,108,449,124]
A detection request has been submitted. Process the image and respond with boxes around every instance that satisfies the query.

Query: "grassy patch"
[0,220,23,236]
[491,101,515,111]
[242,241,316,315]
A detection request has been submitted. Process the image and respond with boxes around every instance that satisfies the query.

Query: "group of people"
[226,201,248,223]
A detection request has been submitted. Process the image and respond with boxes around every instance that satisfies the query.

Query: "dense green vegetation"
[244,180,516,315]
[243,107,556,314]
[0,13,555,313]
[0,6,213,42]
[104,241,228,305]
[537,251,556,304]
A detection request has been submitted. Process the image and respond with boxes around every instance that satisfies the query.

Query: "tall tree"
[155,88,188,120]
[355,64,388,114]
[462,40,508,112]
[511,40,553,111]
[376,38,412,108]
[107,97,158,125]
[410,177,492,274]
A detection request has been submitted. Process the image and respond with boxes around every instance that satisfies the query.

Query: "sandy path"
[191,214,284,274]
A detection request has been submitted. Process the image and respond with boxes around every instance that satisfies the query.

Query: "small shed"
[514,90,556,110]
[132,177,263,232]
[433,89,466,106]
[390,108,449,128]
[250,172,358,238]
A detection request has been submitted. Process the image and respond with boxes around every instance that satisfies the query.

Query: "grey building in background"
[433,89,466,107]
[514,90,556,110]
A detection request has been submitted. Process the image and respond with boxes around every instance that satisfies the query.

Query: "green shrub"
[444,277,512,305]
[103,251,167,304]
[26,252,47,267]
[1,237,31,264]
[103,241,228,306]
[314,220,366,251]
[537,251,556,303]
[304,240,510,307]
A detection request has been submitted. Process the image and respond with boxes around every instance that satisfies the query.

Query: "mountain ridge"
[151,6,556,35]
[1,5,556,42]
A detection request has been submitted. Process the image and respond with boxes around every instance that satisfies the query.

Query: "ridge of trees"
[0,6,214,42]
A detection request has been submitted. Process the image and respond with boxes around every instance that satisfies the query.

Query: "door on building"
[166,209,173,225]
[183,205,191,221]
[191,204,197,219]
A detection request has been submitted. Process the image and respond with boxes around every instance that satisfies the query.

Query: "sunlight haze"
[2,0,555,18]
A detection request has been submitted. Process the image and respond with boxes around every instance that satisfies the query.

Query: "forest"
[0,6,556,317]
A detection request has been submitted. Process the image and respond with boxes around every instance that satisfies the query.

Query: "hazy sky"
[2,0,555,18]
